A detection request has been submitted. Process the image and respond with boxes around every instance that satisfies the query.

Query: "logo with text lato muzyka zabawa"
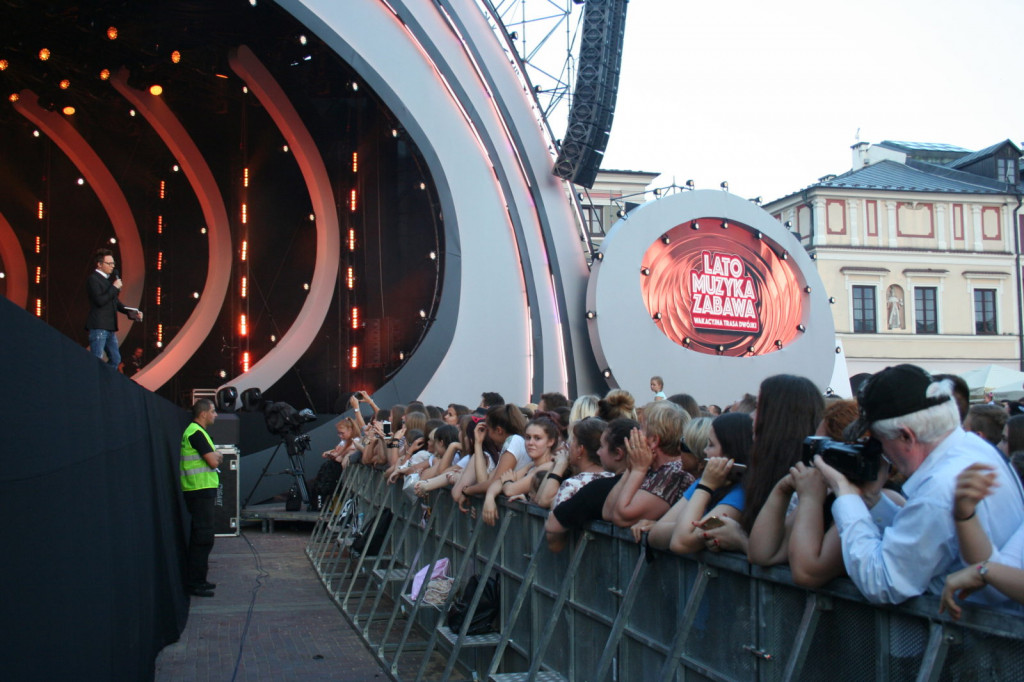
[689,250,760,333]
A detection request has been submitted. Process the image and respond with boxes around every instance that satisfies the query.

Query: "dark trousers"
[183,489,216,587]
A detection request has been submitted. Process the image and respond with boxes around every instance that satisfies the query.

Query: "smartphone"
[730,463,748,472]
[699,516,725,530]
[382,420,392,437]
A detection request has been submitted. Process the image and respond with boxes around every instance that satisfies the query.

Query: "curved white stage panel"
[279,0,597,405]
[14,91,145,344]
[110,72,234,391]
[222,46,341,398]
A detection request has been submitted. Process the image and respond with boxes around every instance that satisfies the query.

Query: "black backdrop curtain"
[0,297,189,680]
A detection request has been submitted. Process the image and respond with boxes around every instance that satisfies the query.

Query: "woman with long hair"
[482,416,561,524]
[535,417,611,509]
[456,404,528,512]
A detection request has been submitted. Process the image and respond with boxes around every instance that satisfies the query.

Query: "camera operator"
[814,364,1024,604]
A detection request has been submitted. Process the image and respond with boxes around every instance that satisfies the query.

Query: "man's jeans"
[88,328,121,367]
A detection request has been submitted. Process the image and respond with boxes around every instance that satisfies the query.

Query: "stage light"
[109,237,116,244]
[299,34,308,46]
[717,345,725,353]
[661,235,670,244]
[419,309,426,319]
[217,387,238,412]
[720,181,729,191]
[240,276,247,297]
[156,341,163,348]
[653,312,662,320]
[640,267,650,276]
[76,178,84,185]
[157,324,163,342]
[282,145,288,152]
[35,299,42,316]
[804,286,812,293]
[62,106,75,115]
[346,267,354,289]
[350,189,357,212]
[270,335,277,342]
[192,292,199,299]
[399,351,405,360]
[419,182,426,190]
[242,353,250,373]
[241,241,248,261]
[106,27,118,40]
[391,129,398,137]
[352,152,358,172]
[249,0,257,6]
[685,179,695,189]
[750,196,762,205]
[309,213,315,221]
[241,203,247,224]
[172,164,179,172]
[428,251,436,260]
[348,229,356,251]
[157,216,163,233]
[32,130,39,137]
[835,346,843,354]
[828,297,836,304]
[219,370,227,379]
[59,79,70,90]
[35,235,40,252]
[690,221,699,230]
[721,221,729,229]
[37,203,43,220]
[775,340,783,348]
[302,282,309,291]
[99,69,110,80]
[239,314,248,336]
[351,306,360,330]
[351,82,359,92]
[155,287,161,305]
[159,180,166,198]
[241,388,262,411]
[149,84,163,96]
[157,251,163,270]
[602,369,612,378]
[8,93,18,102]
[170,50,181,64]
[38,48,50,61]
[586,310,596,319]
[241,86,248,94]
[200,227,206,234]
[349,346,360,369]
[35,266,40,284]
[0,272,5,279]
[797,324,806,332]
[243,167,249,186]
[594,252,603,261]
[0,59,7,70]
[129,109,136,116]
[683,337,691,346]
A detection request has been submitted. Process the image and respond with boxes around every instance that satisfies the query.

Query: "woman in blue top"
[634,412,753,554]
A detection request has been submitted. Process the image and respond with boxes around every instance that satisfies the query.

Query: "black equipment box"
[214,447,240,537]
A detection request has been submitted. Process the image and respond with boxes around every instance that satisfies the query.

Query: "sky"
[589,0,1024,202]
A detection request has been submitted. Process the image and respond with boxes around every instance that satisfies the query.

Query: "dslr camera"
[802,436,883,485]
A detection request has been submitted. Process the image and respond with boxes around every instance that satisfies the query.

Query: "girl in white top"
[483,416,561,524]
[454,404,528,514]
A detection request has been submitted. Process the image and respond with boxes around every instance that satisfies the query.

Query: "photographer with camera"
[814,364,1024,604]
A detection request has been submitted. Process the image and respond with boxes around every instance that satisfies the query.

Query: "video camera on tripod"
[243,401,319,510]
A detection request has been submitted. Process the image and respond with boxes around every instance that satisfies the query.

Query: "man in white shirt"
[816,364,1024,604]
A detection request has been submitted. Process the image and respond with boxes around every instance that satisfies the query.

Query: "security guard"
[180,398,222,597]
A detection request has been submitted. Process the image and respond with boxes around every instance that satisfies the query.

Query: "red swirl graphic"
[640,218,806,356]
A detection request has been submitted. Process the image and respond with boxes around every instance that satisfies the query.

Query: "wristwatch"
[978,561,989,583]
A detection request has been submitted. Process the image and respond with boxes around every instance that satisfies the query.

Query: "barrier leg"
[591,539,651,682]
[655,563,717,682]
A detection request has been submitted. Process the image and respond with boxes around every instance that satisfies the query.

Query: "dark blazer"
[86,270,128,331]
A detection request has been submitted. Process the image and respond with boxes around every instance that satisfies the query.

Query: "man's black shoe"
[199,581,217,590]
[188,586,215,598]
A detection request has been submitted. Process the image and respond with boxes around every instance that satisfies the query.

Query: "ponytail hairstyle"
[433,424,460,450]
[605,417,641,456]
[486,403,526,437]
[571,416,607,466]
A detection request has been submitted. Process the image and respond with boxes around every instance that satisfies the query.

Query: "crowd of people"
[316,367,1024,619]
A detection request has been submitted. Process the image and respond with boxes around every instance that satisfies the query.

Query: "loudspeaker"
[553,0,629,188]
[214,447,240,537]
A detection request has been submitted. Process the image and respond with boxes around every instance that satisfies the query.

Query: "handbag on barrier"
[351,507,392,557]
[445,574,500,635]
[410,558,450,601]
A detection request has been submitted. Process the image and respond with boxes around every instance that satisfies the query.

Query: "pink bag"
[410,557,450,600]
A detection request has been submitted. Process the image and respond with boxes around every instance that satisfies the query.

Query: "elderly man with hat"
[815,364,1024,604]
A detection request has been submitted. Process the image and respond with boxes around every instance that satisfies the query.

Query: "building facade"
[765,140,1023,377]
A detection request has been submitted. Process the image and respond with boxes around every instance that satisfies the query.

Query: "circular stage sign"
[586,190,837,405]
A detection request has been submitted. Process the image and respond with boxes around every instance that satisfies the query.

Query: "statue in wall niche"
[887,285,905,330]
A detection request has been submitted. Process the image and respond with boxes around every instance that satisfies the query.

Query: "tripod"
[243,434,312,510]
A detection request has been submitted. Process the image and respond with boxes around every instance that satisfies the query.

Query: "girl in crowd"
[634,412,752,553]
[941,463,1024,618]
[482,416,560,524]
[697,375,825,554]
[418,415,479,496]
[747,398,903,587]
[454,404,528,512]
[444,403,470,426]
[311,417,362,508]
[680,416,713,478]
[534,416,611,509]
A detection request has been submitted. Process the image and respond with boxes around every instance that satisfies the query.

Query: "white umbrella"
[959,365,1024,398]
[991,380,1024,402]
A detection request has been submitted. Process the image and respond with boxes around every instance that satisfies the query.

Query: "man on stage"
[86,248,141,368]
[180,399,222,598]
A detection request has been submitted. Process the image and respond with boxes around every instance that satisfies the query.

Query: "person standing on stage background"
[180,399,222,598]
[86,248,141,368]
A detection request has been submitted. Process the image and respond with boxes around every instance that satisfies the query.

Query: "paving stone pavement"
[154,525,391,682]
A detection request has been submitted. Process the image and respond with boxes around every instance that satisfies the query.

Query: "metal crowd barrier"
[306,468,1024,681]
